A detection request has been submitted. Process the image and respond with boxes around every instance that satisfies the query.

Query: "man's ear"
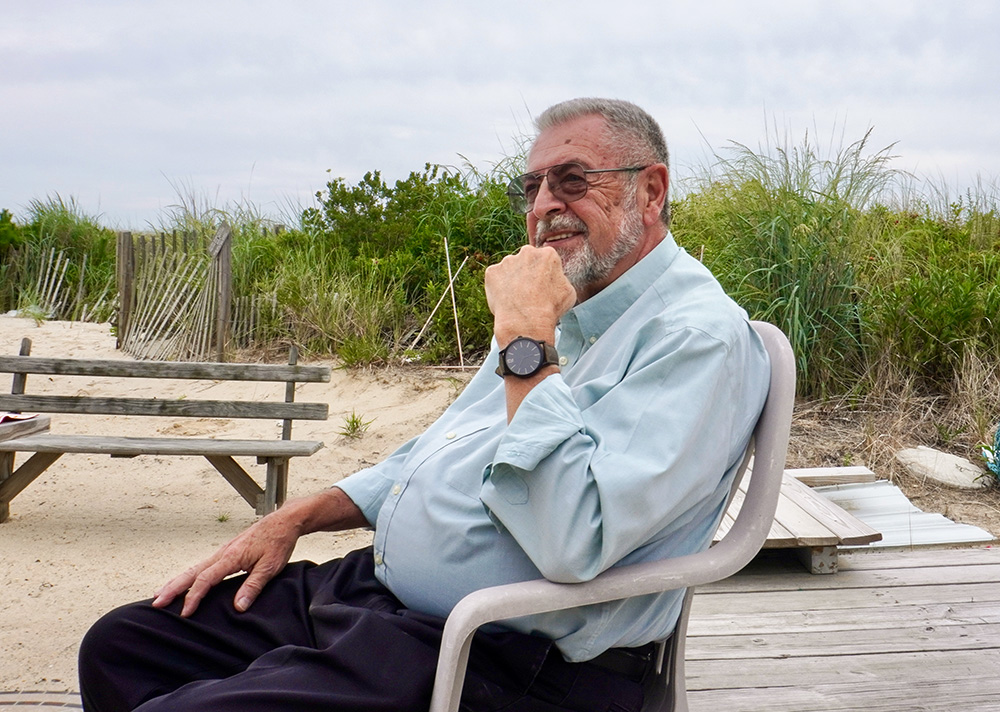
[639,164,669,227]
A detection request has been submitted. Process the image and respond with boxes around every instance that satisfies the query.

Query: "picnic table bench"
[717,464,883,573]
[0,337,331,522]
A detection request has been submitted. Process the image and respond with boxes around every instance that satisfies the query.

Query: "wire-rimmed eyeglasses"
[506,162,650,214]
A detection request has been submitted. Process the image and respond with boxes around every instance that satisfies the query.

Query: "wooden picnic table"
[0,414,50,441]
[0,339,330,521]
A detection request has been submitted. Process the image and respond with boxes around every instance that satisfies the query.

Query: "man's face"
[526,114,648,300]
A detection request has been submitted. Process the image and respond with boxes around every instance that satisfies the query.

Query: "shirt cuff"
[487,374,584,494]
[333,467,393,526]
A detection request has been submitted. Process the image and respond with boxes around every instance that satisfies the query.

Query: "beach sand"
[0,315,468,692]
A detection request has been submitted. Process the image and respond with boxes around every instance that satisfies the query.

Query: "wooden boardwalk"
[685,546,1000,711]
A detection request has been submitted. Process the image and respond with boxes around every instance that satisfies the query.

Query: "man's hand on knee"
[151,508,301,616]
[151,489,366,617]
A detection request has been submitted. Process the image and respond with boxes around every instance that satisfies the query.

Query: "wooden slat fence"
[116,225,232,361]
[5,246,117,322]
[115,225,286,361]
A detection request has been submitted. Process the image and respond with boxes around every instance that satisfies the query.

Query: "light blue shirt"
[336,233,770,661]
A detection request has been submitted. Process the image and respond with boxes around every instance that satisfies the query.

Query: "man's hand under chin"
[484,244,577,347]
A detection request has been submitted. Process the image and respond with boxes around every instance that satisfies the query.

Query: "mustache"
[533,214,588,245]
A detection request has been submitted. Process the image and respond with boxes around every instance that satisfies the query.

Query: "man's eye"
[558,174,588,193]
[522,180,541,198]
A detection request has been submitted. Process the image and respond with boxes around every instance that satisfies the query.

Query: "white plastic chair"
[429,321,796,712]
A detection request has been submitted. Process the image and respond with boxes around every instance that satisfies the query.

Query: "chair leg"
[642,587,694,712]
[666,587,694,712]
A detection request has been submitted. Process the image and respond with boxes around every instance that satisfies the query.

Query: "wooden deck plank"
[715,469,882,558]
[688,648,990,690]
[786,465,877,486]
[687,621,1000,658]
[692,581,998,615]
[690,677,1000,712]
[689,599,1000,635]
[838,547,1000,570]
[777,475,882,546]
[684,548,1000,711]
[697,558,1000,593]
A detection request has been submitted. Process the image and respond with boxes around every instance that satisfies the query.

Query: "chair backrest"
[428,320,796,712]
[641,319,795,712]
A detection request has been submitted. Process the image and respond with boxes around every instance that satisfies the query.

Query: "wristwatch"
[496,336,560,378]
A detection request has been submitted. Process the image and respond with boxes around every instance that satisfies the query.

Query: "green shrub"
[861,201,1000,389]
[301,163,524,362]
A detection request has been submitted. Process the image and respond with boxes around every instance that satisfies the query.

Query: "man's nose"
[530,177,567,219]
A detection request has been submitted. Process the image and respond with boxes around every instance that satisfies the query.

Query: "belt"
[587,642,658,683]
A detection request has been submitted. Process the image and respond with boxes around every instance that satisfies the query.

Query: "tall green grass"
[674,129,899,398]
[268,243,411,364]
[860,193,1000,389]
[673,129,998,404]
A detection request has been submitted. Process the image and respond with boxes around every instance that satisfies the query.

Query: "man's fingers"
[178,560,238,617]
[233,572,268,612]
[147,507,302,616]
[151,564,205,609]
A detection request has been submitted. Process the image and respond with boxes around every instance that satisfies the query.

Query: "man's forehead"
[528,115,611,170]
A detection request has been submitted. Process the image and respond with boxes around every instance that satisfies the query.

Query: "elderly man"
[79,98,769,712]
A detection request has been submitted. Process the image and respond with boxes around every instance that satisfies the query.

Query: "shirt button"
[445,432,456,440]
[391,484,401,496]
[559,356,568,366]
[589,336,597,344]
[374,553,384,566]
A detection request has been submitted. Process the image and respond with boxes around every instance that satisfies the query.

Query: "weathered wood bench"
[717,464,883,574]
[0,337,331,522]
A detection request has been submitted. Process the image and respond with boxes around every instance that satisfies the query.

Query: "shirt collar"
[562,232,681,340]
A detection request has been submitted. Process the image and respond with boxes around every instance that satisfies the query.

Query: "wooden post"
[11,338,31,396]
[0,339,31,522]
[116,232,135,349]
[282,346,297,441]
[209,223,233,362]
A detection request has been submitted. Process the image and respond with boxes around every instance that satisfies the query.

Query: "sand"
[0,315,469,692]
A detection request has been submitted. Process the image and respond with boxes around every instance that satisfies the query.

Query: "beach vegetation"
[1,129,997,421]
[338,410,374,439]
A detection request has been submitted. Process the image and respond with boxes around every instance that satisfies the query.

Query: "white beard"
[536,203,644,292]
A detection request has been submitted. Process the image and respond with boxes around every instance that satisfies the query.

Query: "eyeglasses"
[506,162,650,213]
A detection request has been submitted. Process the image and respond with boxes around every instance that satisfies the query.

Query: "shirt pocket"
[417,424,501,500]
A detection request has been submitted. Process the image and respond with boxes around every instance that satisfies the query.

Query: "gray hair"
[534,98,671,226]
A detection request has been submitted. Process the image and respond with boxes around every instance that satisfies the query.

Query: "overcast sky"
[3,0,998,229]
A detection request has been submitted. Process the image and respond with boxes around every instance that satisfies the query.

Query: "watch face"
[504,338,543,376]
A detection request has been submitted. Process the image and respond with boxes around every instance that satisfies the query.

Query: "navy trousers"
[79,548,643,712]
